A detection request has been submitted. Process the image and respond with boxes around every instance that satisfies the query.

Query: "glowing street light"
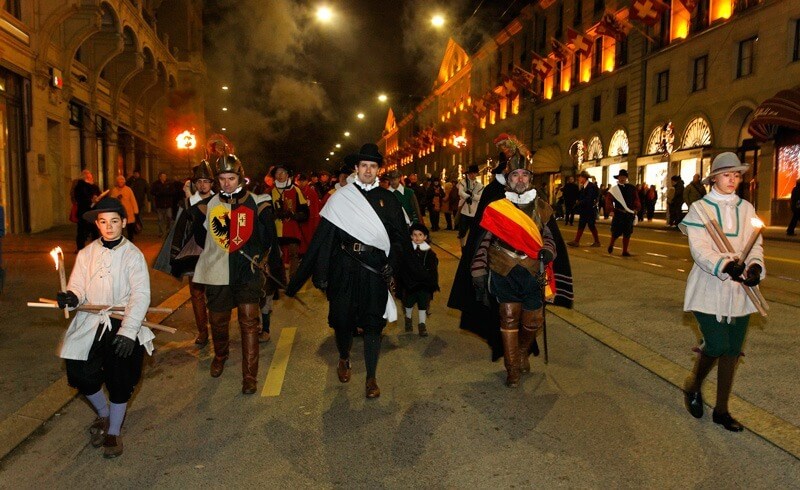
[222,86,229,90]
[431,14,445,28]
[222,107,228,111]
[335,143,341,148]
[316,6,333,22]
[344,131,351,137]
[221,127,227,131]
[357,113,365,120]
[378,94,388,103]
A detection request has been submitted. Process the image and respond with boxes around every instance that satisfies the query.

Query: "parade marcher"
[192,155,283,394]
[296,172,322,255]
[442,180,454,230]
[73,169,101,251]
[153,161,216,346]
[56,197,153,458]
[426,178,446,231]
[323,166,352,205]
[286,143,419,398]
[446,179,460,229]
[127,170,149,222]
[269,164,309,281]
[678,152,765,432]
[388,170,422,224]
[108,175,139,242]
[314,170,332,198]
[457,164,484,248]
[606,169,640,256]
[449,133,573,363]
[684,174,706,209]
[398,222,439,337]
[788,178,800,236]
[150,172,174,237]
[470,167,557,386]
[409,173,427,221]
[566,171,601,248]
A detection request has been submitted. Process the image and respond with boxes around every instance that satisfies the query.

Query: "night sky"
[202,0,526,176]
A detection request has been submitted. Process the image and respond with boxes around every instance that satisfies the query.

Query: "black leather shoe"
[684,391,703,418]
[712,411,744,432]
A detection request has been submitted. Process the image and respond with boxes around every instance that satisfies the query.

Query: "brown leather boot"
[238,303,261,394]
[190,281,209,346]
[519,308,543,373]
[209,310,231,378]
[499,302,522,387]
[366,378,381,398]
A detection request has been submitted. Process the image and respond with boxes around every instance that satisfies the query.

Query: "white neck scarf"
[505,188,537,204]
[708,187,739,233]
[412,241,431,251]
[275,179,292,189]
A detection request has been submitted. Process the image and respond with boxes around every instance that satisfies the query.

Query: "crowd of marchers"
[46,132,767,459]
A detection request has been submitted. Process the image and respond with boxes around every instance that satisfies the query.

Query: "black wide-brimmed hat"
[83,196,127,223]
[345,143,383,166]
[270,163,292,179]
[466,164,480,174]
[614,169,629,179]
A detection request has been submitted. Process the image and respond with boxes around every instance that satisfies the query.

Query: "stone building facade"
[0,0,206,233]
[377,0,800,225]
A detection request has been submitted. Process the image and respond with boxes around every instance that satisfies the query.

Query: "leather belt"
[342,242,378,254]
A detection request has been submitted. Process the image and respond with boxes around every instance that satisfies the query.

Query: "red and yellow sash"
[480,199,555,299]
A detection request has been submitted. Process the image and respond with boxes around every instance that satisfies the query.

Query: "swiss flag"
[550,37,574,62]
[631,0,669,26]
[567,27,595,56]
[502,76,518,100]
[596,11,633,41]
[531,52,554,78]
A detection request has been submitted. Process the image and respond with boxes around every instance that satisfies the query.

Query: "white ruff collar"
[505,188,537,204]
[412,241,431,251]
[353,178,379,191]
[221,186,243,199]
[275,180,292,189]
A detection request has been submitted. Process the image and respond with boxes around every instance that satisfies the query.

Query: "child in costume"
[398,223,439,337]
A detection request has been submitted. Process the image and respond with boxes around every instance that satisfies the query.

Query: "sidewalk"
[0,216,190,458]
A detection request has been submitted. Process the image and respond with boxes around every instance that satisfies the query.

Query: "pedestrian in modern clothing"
[442,180,454,230]
[427,179,446,231]
[73,169,101,250]
[56,197,153,459]
[447,179,460,227]
[457,164,484,247]
[669,175,686,227]
[646,185,658,221]
[637,184,647,222]
[108,175,139,242]
[286,144,420,399]
[566,171,601,248]
[192,155,283,394]
[684,173,707,209]
[126,170,149,218]
[679,152,764,432]
[150,172,174,237]
[561,176,579,225]
[786,178,800,236]
[606,169,640,256]
[398,222,439,337]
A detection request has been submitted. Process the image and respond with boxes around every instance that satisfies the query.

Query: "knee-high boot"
[209,310,231,378]
[499,302,522,387]
[685,352,716,418]
[238,303,261,394]
[189,281,209,345]
[519,308,544,373]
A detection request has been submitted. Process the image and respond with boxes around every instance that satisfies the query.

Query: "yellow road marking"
[261,327,297,397]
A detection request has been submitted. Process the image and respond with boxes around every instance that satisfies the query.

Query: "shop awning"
[530,145,562,174]
[748,87,800,141]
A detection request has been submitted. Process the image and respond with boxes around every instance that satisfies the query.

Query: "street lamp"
[378,94,388,103]
[316,6,333,22]
[222,107,228,112]
[344,131,350,137]
[431,14,445,28]
[335,143,341,148]
[222,85,229,91]
[357,113,365,120]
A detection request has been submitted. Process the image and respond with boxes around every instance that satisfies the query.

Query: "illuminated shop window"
[681,117,712,148]
[587,136,603,160]
[776,144,800,199]
[647,122,674,155]
[609,129,629,156]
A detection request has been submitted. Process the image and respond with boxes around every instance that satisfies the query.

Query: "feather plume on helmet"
[493,133,531,174]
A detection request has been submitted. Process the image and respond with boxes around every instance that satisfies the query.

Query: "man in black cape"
[447,133,574,361]
[286,144,422,399]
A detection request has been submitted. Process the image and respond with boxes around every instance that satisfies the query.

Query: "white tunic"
[679,189,765,322]
[58,238,153,360]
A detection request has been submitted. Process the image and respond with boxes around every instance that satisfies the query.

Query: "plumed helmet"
[214,154,244,180]
[505,167,535,194]
[192,160,215,181]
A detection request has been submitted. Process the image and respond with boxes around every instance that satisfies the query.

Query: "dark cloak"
[447,177,574,361]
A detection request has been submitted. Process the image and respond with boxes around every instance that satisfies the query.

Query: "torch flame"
[175,130,197,150]
[750,217,764,229]
[50,246,63,270]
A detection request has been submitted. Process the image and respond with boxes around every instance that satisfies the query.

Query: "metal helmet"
[192,160,215,181]
[214,154,245,180]
[505,167,535,194]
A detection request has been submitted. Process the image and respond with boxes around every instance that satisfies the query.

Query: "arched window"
[569,139,586,165]
[587,136,603,160]
[681,117,712,148]
[646,122,674,155]
[609,129,629,156]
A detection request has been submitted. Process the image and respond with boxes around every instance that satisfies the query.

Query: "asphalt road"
[1,228,798,487]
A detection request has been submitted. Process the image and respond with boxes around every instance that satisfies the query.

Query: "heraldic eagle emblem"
[209,205,231,250]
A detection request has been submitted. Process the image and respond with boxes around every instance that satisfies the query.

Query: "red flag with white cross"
[631,0,669,26]
[531,52,554,78]
[596,11,633,41]
[567,27,595,57]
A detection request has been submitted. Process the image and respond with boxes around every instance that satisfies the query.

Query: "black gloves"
[743,264,762,287]
[466,198,473,206]
[538,249,554,265]
[112,335,136,358]
[722,261,746,281]
[57,290,79,309]
[472,275,489,306]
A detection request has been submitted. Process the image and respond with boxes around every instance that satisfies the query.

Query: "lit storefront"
[0,66,30,233]
[670,117,713,194]
[601,129,629,185]
[637,123,673,212]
